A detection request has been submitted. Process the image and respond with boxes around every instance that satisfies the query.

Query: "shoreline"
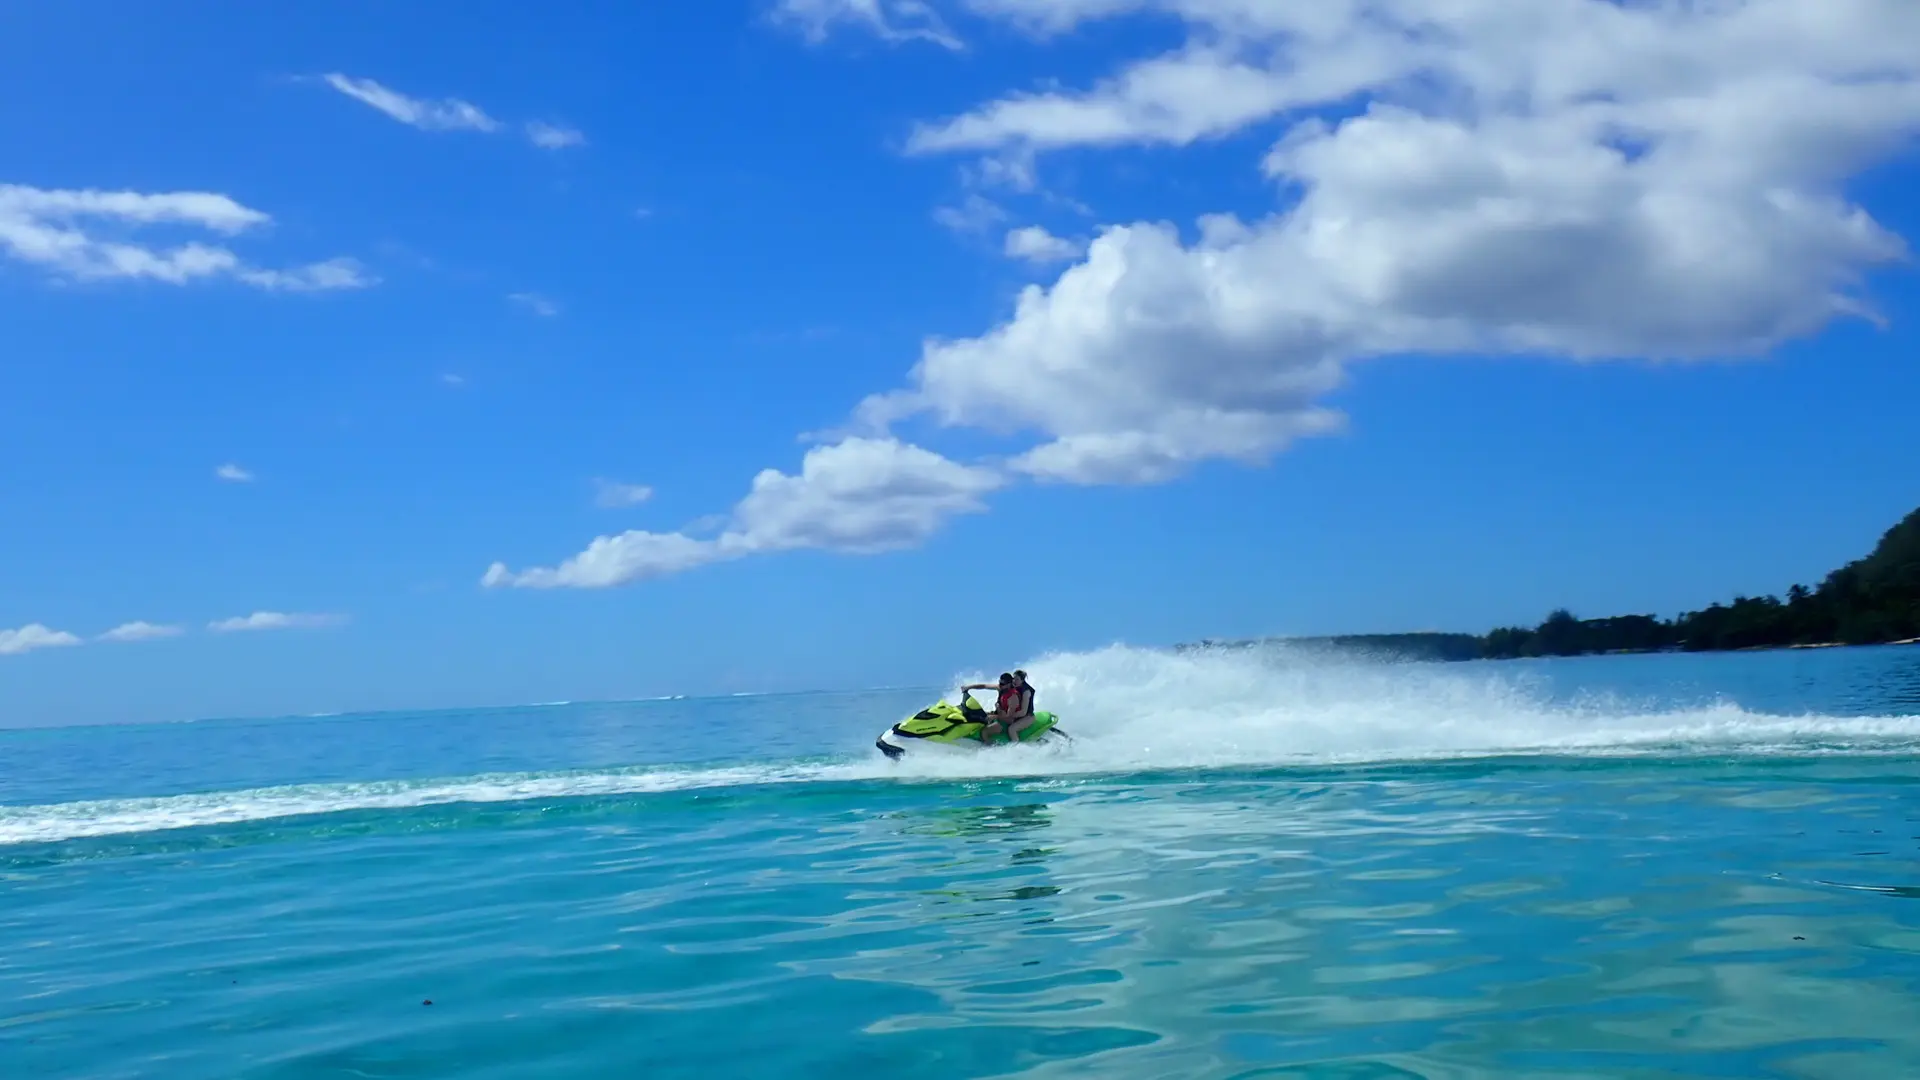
[1183,635,1920,663]
[1197,504,1918,665]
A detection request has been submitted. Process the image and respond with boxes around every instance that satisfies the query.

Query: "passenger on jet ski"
[960,670,1036,744]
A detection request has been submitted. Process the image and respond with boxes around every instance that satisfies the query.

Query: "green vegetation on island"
[1191,504,1920,661]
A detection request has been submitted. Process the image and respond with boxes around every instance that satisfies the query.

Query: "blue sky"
[3,0,1918,726]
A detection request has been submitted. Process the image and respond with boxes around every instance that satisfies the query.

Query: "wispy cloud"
[0,184,372,291]
[0,623,82,656]
[509,292,559,317]
[594,480,655,508]
[773,0,961,50]
[526,122,586,150]
[441,373,467,388]
[208,611,347,633]
[932,193,1007,235]
[215,462,254,483]
[321,74,501,133]
[320,75,587,151]
[99,621,185,643]
[234,259,370,292]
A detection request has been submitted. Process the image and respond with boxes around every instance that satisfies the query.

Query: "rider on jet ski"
[961,670,1036,744]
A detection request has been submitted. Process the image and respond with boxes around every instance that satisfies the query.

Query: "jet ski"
[875,691,1069,760]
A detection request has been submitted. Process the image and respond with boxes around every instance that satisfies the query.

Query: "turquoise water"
[5,644,1920,1078]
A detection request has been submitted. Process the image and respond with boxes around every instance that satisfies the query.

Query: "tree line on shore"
[1195,504,1920,662]
[1480,503,1919,657]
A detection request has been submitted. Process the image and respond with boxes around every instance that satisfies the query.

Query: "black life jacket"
[999,682,1036,718]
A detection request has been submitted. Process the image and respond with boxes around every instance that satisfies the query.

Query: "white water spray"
[919,642,1920,774]
[4,644,1916,844]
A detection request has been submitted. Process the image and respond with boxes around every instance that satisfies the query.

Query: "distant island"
[1188,504,1920,662]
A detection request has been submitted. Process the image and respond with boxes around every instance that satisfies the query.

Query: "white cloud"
[321,74,502,133]
[0,186,269,231]
[441,373,467,388]
[933,193,1008,234]
[1004,225,1084,263]
[215,463,254,483]
[0,183,371,291]
[484,532,733,589]
[0,623,82,656]
[486,0,1920,587]
[773,0,961,49]
[594,480,655,508]
[99,621,185,643]
[236,258,371,293]
[912,1,1920,161]
[727,437,1000,552]
[485,437,1002,587]
[509,292,559,317]
[322,72,591,149]
[845,0,1920,484]
[321,75,589,150]
[208,611,346,633]
[526,121,586,150]
[909,44,1336,154]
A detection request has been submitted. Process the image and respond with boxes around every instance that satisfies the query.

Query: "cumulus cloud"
[0,624,82,656]
[215,463,255,483]
[773,0,961,49]
[208,611,346,633]
[321,74,501,133]
[0,184,372,291]
[491,0,1920,586]
[99,621,185,643]
[851,0,1920,484]
[485,437,1002,587]
[594,480,655,508]
[1004,225,1084,263]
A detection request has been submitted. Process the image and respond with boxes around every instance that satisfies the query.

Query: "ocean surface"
[4,643,1920,1078]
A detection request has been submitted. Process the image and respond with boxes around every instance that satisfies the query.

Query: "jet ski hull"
[875,694,1068,760]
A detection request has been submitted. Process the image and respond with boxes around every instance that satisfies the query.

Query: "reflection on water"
[902,801,1057,838]
[902,800,1066,910]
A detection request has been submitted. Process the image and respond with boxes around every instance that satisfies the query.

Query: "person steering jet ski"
[876,669,1063,758]
[960,670,1036,744]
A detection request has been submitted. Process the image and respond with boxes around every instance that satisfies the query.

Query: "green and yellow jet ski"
[875,692,1069,760]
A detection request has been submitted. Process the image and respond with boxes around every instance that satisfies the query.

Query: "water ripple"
[4,763,1920,1077]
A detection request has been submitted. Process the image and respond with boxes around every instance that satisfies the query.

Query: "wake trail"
[6,643,1917,845]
